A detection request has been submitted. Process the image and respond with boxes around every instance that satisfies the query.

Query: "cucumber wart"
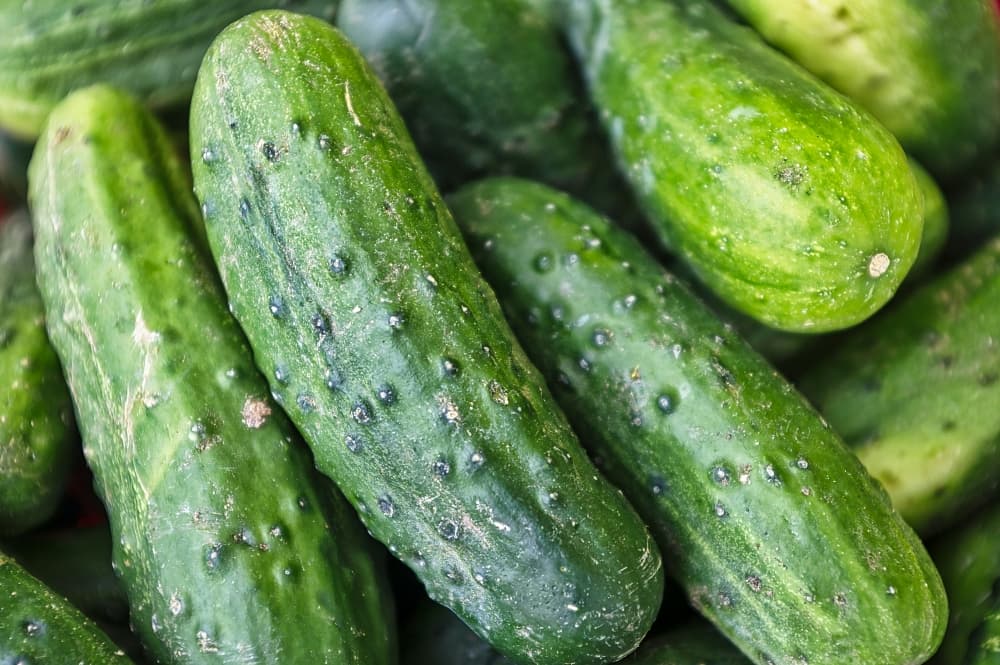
[190,11,663,665]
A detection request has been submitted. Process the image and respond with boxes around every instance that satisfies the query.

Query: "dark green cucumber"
[967,599,1000,665]
[722,0,1000,178]
[2,525,127,623]
[449,177,947,665]
[0,549,132,664]
[29,85,395,665]
[929,504,1000,665]
[0,0,339,140]
[799,235,1000,535]
[557,0,923,333]
[335,0,636,222]
[190,11,663,665]
[406,601,749,665]
[0,210,74,535]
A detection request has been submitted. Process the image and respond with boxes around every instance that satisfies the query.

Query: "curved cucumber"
[929,504,1000,665]
[29,85,396,665]
[190,11,663,665]
[558,0,923,332]
[336,0,634,222]
[448,177,947,665]
[0,550,132,664]
[799,236,1000,535]
[722,0,1000,178]
[0,0,339,139]
[0,210,75,535]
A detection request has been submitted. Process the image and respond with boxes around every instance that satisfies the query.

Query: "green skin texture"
[0,0,339,140]
[557,0,923,333]
[2,525,128,623]
[334,0,633,220]
[406,602,749,665]
[189,12,663,665]
[449,177,947,665]
[966,600,1000,665]
[28,85,396,665]
[723,0,1000,179]
[0,550,133,664]
[0,210,74,535]
[929,504,1000,665]
[800,236,1000,536]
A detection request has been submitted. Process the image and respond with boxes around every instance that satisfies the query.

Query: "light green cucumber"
[557,0,923,332]
[722,0,1000,178]
[0,0,339,139]
[29,84,395,665]
[0,209,75,535]
[449,176,947,665]
[190,11,663,665]
[799,235,1000,535]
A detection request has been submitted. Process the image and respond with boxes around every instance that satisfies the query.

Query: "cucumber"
[929,503,1000,665]
[406,601,750,665]
[28,84,396,665]
[0,210,75,535]
[966,600,1000,665]
[721,0,1000,178]
[0,549,132,664]
[909,157,948,279]
[0,0,339,140]
[190,11,663,664]
[2,525,128,624]
[799,235,1000,535]
[335,0,636,222]
[448,177,947,665]
[557,0,923,333]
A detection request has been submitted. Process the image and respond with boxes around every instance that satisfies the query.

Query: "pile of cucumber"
[0,1,998,664]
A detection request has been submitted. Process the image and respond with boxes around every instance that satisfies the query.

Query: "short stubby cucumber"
[799,236,1000,535]
[929,504,1000,665]
[558,0,923,332]
[449,177,947,665]
[722,0,1000,178]
[0,0,339,139]
[190,11,663,665]
[0,210,74,535]
[335,0,636,222]
[29,85,396,665]
[0,550,132,664]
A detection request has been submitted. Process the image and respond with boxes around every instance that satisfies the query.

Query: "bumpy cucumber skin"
[929,504,1000,665]
[29,85,395,665]
[449,177,947,665]
[0,0,339,140]
[0,211,74,535]
[908,157,948,279]
[723,0,1000,178]
[558,0,923,333]
[335,0,635,221]
[0,550,132,664]
[190,12,663,665]
[800,236,1000,535]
